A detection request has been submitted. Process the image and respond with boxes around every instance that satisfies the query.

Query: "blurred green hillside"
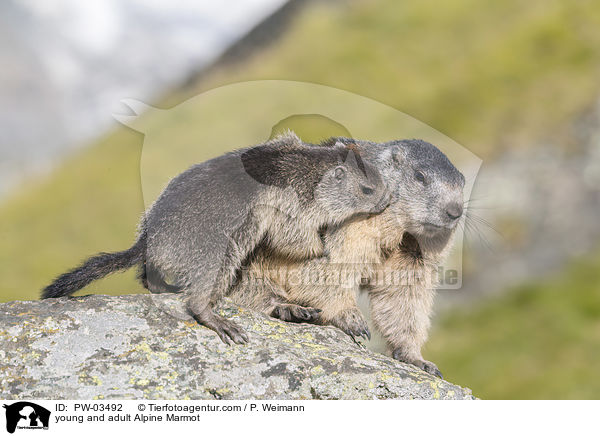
[180,0,600,154]
[1,0,600,399]
[427,252,600,399]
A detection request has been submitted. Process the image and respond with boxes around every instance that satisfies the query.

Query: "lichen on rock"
[0,294,474,400]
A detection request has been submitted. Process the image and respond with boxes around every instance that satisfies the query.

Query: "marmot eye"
[334,166,346,181]
[360,185,374,195]
[415,170,427,185]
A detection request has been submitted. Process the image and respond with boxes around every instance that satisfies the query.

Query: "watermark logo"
[3,402,50,434]
[112,80,481,319]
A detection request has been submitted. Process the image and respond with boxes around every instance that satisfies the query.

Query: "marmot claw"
[271,304,322,323]
[211,317,249,345]
[329,308,371,341]
[392,350,443,379]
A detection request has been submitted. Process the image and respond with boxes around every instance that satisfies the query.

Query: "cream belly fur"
[228,207,453,377]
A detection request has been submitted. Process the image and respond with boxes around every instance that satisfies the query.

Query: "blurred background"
[1,0,599,399]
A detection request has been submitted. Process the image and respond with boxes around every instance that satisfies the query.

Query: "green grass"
[426,252,600,399]
[182,0,600,156]
[0,128,147,302]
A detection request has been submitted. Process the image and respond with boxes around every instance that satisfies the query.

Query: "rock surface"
[0,294,474,400]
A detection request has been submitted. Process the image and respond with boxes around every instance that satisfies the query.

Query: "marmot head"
[314,144,391,223]
[375,139,465,244]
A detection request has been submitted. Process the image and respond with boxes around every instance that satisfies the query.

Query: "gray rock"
[0,294,474,400]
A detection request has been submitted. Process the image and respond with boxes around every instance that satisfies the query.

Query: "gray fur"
[42,132,389,345]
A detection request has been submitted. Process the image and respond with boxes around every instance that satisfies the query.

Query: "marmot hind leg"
[250,276,323,323]
[228,268,322,324]
[270,302,322,323]
[238,257,371,340]
[210,211,267,304]
[281,261,371,340]
[186,287,249,345]
[138,262,182,294]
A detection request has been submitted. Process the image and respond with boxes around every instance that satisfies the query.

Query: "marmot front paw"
[329,308,371,341]
[392,349,443,379]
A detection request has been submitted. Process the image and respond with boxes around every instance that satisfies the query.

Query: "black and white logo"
[3,402,50,434]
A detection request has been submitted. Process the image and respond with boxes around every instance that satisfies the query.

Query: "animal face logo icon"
[3,402,51,434]
[114,80,481,290]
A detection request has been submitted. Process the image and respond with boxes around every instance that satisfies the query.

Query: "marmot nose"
[445,202,463,220]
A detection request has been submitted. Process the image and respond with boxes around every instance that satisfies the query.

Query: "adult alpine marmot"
[227,137,465,377]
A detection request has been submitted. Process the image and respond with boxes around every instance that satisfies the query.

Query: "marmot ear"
[391,147,403,166]
[240,147,287,188]
[341,148,368,177]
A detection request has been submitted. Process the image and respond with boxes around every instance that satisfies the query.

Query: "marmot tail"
[41,232,146,299]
